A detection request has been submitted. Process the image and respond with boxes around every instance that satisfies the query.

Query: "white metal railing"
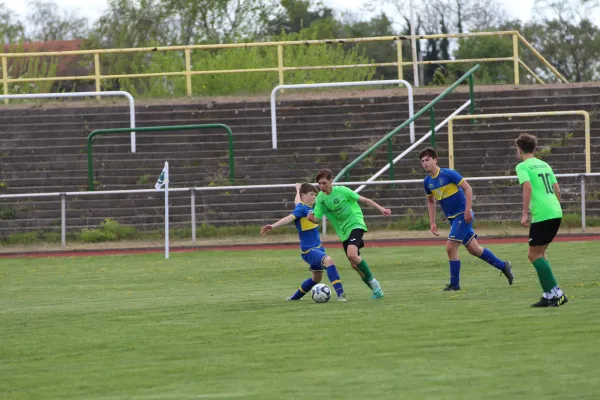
[270,80,415,149]
[0,91,137,152]
[1,174,598,250]
[354,99,471,194]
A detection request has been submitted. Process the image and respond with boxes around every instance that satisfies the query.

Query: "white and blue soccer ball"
[311,283,331,303]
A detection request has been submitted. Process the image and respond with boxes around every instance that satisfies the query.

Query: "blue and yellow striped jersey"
[291,203,321,252]
[423,168,466,219]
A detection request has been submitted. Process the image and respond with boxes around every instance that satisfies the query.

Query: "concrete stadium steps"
[1,83,600,235]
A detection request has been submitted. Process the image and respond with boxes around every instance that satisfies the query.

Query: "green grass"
[1,242,600,399]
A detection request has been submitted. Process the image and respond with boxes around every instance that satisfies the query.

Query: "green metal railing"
[86,124,235,191]
[334,64,480,183]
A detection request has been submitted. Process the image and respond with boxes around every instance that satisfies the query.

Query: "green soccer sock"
[357,259,374,285]
[532,257,558,293]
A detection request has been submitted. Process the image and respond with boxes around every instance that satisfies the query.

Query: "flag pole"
[164,161,169,259]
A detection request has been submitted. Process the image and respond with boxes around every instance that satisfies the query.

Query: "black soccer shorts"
[529,217,562,246]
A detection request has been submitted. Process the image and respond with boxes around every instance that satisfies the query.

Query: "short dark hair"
[516,133,537,153]
[299,183,317,195]
[315,168,333,182]
[419,147,438,160]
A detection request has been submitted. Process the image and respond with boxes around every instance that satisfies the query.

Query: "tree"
[264,0,336,36]
[343,12,396,78]
[26,0,89,41]
[0,4,25,44]
[165,0,277,44]
[524,19,600,82]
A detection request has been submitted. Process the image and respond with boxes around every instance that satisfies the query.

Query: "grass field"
[1,241,599,400]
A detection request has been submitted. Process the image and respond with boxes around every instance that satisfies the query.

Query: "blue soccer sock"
[449,260,461,287]
[290,278,318,300]
[326,265,345,297]
[478,248,506,270]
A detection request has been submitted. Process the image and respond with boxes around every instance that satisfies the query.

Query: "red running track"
[1,234,599,259]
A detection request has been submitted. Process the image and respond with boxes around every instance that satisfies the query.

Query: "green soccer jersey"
[516,157,563,223]
[313,186,367,241]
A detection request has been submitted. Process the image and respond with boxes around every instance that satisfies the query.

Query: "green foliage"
[0,207,17,220]
[79,218,136,243]
[137,173,151,184]
[430,68,447,86]
[450,33,514,84]
[0,40,59,95]
[111,26,376,97]
[5,232,42,245]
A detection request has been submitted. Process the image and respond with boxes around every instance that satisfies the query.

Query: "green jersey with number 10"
[516,157,562,223]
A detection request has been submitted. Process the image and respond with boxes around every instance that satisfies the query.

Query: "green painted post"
[333,64,481,183]
[469,74,475,124]
[430,107,436,148]
[87,124,235,191]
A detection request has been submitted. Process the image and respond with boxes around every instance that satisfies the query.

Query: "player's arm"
[550,171,561,202]
[553,183,561,202]
[307,199,322,222]
[458,179,473,223]
[358,196,392,216]
[294,183,301,205]
[521,182,533,227]
[426,194,439,236]
[260,214,295,236]
[516,164,531,227]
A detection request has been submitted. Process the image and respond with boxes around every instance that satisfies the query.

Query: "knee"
[347,254,361,265]
[446,245,457,258]
[467,245,481,256]
[312,273,323,283]
[527,251,538,263]
[322,256,334,267]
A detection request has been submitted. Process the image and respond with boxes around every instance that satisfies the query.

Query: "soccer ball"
[311,283,331,303]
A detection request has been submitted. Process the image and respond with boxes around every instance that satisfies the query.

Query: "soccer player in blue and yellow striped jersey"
[419,147,514,291]
[260,183,346,301]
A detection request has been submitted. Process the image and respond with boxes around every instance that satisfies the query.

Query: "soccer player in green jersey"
[515,133,568,307]
[307,169,391,299]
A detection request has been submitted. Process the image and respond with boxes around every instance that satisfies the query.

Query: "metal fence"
[0,174,597,248]
[0,31,566,102]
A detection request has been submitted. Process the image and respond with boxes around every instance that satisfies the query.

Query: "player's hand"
[521,214,529,228]
[260,225,273,236]
[295,183,301,191]
[381,208,392,217]
[307,212,316,222]
[430,223,440,236]
[464,210,473,224]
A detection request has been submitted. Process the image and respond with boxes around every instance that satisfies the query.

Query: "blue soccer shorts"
[448,211,477,246]
[301,247,328,271]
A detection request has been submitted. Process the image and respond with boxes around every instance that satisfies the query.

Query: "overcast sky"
[6,0,600,27]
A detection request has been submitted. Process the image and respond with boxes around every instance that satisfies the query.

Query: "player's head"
[515,133,537,160]
[419,147,438,173]
[315,168,333,194]
[299,183,318,206]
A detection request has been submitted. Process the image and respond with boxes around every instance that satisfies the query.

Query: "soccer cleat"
[442,284,461,291]
[550,294,568,307]
[371,288,384,299]
[500,261,514,285]
[286,296,302,301]
[338,294,348,302]
[531,297,552,307]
